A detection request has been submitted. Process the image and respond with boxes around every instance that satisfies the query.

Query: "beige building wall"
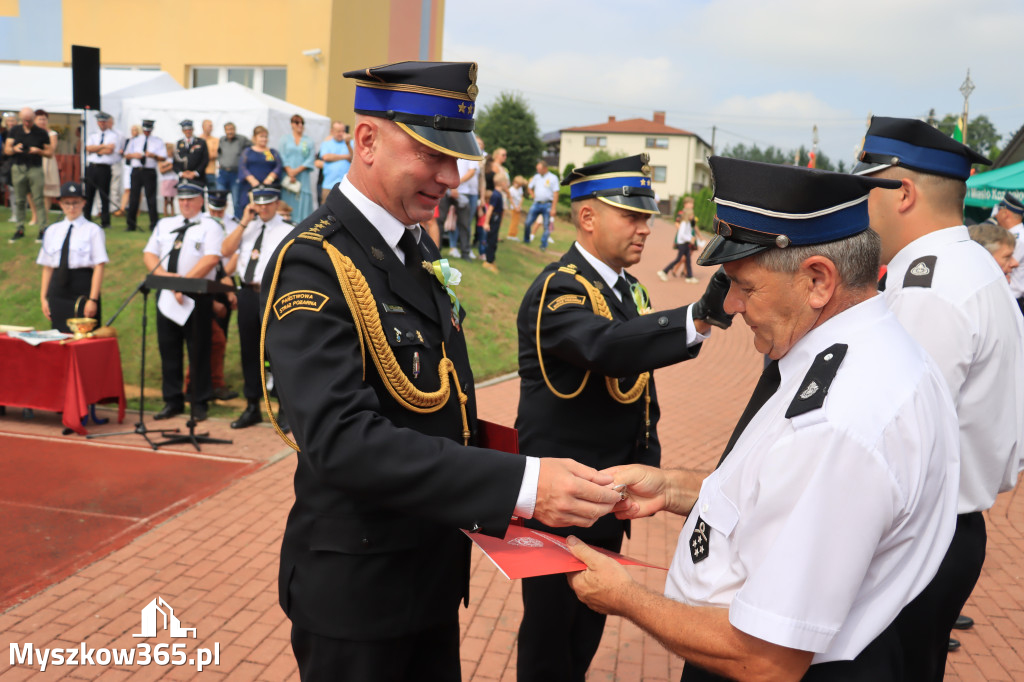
[53,0,445,125]
[561,131,711,199]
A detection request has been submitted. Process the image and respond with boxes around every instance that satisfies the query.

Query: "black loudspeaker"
[72,45,101,111]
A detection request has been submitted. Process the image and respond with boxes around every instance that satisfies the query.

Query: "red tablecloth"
[0,336,126,434]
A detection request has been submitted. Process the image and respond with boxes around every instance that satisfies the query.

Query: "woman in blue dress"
[279,115,315,223]
[237,125,283,216]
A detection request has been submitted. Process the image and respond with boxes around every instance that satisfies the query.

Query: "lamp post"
[959,69,975,144]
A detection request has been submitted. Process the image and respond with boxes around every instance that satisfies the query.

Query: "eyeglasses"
[291,120,304,126]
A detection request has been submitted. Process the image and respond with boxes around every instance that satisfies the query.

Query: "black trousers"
[680,614,905,681]
[127,167,158,231]
[663,244,693,277]
[84,163,113,227]
[156,294,213,409]
[236,286,262,403]
[517,534,622,682]
[891,511,986,682]
[290,620,461,682]
[47,268,100,333]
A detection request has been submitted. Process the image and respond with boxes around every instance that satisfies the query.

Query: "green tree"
[585,149,629,165]
[936,113,1002,160]
[475,91,544,179]
[722,143,835,171]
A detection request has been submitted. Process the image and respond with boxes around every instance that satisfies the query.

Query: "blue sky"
[444,0,1024,164]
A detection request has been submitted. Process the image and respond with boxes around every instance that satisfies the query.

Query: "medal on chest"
[689,516,710,564]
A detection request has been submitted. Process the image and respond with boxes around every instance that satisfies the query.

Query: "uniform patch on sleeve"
[547,294,587,311]
[903,255,937,288]
[273,290,330,319]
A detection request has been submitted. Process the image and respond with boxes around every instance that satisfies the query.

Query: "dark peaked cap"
[344,61,482,161]
[564,153,659,214]
[697,156,902,266]
[853,116,991,180]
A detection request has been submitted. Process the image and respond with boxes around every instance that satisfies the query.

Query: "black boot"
[231,402,262,429]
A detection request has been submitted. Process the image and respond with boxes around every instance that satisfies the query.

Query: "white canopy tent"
[119,82,330,153]
[0,65,182,126]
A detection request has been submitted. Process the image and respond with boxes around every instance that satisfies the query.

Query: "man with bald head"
[259,61,622,681]
[4,106,53,242]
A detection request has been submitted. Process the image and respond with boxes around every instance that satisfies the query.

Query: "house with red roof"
[560,111,712,205]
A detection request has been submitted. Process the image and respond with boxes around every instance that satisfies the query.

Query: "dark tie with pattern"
[243,222,266,283]
[55,223,73,288]
[166,222,191,274]
[716,359,781,468]
[614,277,638,319]
[398,228,422,271]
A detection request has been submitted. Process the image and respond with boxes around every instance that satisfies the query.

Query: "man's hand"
[533,458,620,528]
[566,536,637,616]
[690,267,733,329]
[604,464,670,519]
[83,299,98,320]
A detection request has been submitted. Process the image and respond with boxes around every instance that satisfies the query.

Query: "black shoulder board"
[903,255,937,288]
[296,214,339,244]
[785,343,848,419]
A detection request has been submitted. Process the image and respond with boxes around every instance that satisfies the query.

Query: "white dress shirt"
[144,214,224,279]
[665,296,959,663]
[234,213,293,284]
[884,225,1024,512]
[528,171,559,203]
[86,128,123,166]
[125,133,166,169]
[36,216,108,269]
[573,242,708,346]
[1007,221,1024,298]
[339,176,541,517]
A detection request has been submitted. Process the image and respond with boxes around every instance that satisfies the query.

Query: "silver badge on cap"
[775,235,791,248]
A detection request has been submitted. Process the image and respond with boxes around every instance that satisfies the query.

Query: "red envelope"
[463,525,665,580]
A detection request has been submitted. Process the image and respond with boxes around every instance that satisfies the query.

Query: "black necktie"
[141,136,149,166]
[877,271,887,292]
[243,222,266,283]
[99,131,105,146]
[166,222,191,274]
[55,223,73,288]
[398,228,422,270]
[716,360,781,467]
[614,277,638,319]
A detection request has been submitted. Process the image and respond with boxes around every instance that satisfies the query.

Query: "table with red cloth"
[0,335,126,435]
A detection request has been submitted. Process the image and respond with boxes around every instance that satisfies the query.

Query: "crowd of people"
[5,58,1024,682]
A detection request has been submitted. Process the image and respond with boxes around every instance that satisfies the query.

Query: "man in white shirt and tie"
[124,119,166,232]
[83,112,122,229]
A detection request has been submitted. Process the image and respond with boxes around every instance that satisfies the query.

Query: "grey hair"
[752,228,881,290]
[969,222,1015,253]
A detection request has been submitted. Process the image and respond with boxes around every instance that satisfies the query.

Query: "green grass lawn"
[0,203,572,415]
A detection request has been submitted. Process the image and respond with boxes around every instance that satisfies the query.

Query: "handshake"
[533,460,695,528]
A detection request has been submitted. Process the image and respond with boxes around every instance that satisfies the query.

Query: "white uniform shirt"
[665,296,959,663]
[234,213,293,285]
[1007,221,1024,298]
[884,226,1024,512]
[124,133,166,169]
[144,214,224,280]
[527,171,559,203]
[36,216,109,269]
[86,127,123,166]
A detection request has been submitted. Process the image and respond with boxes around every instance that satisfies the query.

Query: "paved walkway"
[3,220,1023,680]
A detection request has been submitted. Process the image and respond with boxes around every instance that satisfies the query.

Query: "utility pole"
[959,69,975,144]
[711,125,716,155]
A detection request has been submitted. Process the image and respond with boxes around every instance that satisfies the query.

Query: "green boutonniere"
[422,259,462,316]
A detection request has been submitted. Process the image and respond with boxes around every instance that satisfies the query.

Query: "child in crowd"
[158,143,177,217]
[482,173,509,272]
[506,175,525,241]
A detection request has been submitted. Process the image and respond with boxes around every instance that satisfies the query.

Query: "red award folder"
[463,525,665,580]
[478,419,519,454]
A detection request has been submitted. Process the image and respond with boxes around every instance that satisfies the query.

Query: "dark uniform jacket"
[173,137,210,183]
[516,244,701,541]
[261,188,525,641]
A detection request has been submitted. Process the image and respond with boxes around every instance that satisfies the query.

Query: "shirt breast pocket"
[684,479,741,602]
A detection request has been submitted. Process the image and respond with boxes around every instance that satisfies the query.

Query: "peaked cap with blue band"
[697,156,902,266]
[1000,193,1024,215]
[344,61,483,161]
[175,181,205,198]
[853,116,991,180]
[207,189,229,209]
[252,186,281,205]
[563,154,659,214]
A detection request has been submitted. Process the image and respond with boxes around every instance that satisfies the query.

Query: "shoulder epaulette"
[786,343,848,418]
[557,263,578,275]
[296,214,339,244]
[903,255,937,288]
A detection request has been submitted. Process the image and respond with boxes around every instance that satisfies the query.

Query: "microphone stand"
[88,248,181,449]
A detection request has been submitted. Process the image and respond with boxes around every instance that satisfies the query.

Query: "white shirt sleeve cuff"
[686,306,711,347]
[513,456,541,519]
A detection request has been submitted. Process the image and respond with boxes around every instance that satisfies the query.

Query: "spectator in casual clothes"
[969,221,1019,281]
[657,206,697,283]
[36,110,61,227]
[482,172,509,273]
[279,114,316,223]
[524,160,559,250]
[4,106,53,242]
[217,122,250,218]
[200,119,219,193]
[237,125,282,217]
[158,143,178,217]
[317,121,353,202]
[117,125,139,219]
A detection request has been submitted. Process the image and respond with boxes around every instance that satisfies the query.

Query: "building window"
[652,166,667,182]
[646,137,669,149]
[190,66,288,99]
[584,136,607,147]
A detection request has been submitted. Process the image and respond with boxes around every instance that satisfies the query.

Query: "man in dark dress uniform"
[173,119,210,185]
[259,61,622,682]
[514,154,732,682]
